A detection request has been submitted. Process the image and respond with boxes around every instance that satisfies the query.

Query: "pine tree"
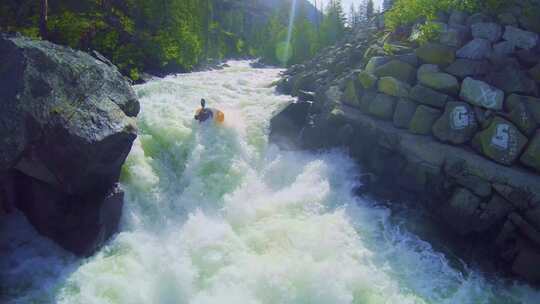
[366,0,374,21]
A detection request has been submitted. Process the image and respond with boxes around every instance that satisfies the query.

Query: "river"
[1,61,540,303]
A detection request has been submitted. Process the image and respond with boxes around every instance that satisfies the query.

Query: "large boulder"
[270,101,312,146]
[503,26,539,50]
[457,38,492,60]
[409,105,442,135]
[460,77,505,110]
[415,43,456,66]
[445,59,490,79]
[520,131,540,172]
[440,25,469,48]
[410,84,449,108]
[418,72,460,95]
[378,77,411,98]
[0,34,139,255]
[365,56,391,74]
[433,101,478,144]
[472,117,528,165]
[358,70,378,90]
[374,60,416,84]
[472,22,502,42]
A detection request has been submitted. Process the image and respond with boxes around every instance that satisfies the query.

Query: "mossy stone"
[378,77,411,98]
[409,105,442,135]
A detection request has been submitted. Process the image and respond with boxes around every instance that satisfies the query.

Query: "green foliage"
[385,0,521,49]
[1,0,349,77]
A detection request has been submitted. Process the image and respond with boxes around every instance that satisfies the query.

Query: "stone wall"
[272,6,540,284]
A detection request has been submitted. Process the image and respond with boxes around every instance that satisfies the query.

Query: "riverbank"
[271,5,540,284]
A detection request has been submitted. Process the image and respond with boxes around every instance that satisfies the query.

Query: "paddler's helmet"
[201,98,206,109]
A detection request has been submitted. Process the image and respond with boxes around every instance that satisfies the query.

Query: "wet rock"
[374,60,416,84]
[445,59,490,79]
[520,131,540,172]
[269,100,312,145]
[460,77,504,110]
[358,70,378,89]
[472,22,502,42]
[476,195,514,232]
[409,105,442,135]
[0,35,139,255]
[487,66,537,96]
[368,94,397,120]
[512,247,540,283]
[433,101,478,144]
[378,77,411,98]
[472,117,528,165]
[503,26,539,50]
[415,43,456,66]
[418,72,460,95]
[443,187,482,235]
[410,84,449,108]
[457,38,493,60]
[393,98,417,129]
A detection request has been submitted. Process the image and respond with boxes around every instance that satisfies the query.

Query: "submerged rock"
[0,34,139,255]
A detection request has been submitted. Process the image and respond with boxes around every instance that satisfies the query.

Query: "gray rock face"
[445,59,490,78]
[433,102,478,144]
[472,117,528,165]
[460,77,505,110]
[410,84,449,108]
[0,35,139,255]
[472,22,502,42]
[503,26,539,50]
[457,38,493,60]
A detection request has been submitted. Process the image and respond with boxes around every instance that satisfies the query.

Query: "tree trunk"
[39,0,48,39]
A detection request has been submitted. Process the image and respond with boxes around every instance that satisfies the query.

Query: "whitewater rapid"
[2,61,540,303]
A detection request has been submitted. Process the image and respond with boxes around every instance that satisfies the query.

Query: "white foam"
[2,61,539,304]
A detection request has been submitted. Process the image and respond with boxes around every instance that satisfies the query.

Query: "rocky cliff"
[0,34,139,256]
[272,4,540,284]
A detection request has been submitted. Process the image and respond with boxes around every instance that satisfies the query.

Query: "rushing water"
[2,62,540,304]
